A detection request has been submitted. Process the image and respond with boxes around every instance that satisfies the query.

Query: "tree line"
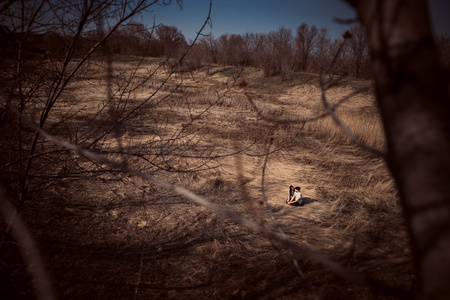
[189,24,371,79]
[2,19,449,81]
[189,23,449,80]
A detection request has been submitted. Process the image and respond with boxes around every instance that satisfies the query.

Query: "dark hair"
[295,186,301,191]
[289,185,294,189]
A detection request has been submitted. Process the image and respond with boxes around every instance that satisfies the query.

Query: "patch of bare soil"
[1,64,413,299]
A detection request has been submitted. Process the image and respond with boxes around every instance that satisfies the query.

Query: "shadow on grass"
[208,67,236,77]
[301,197,317,205]
[285,197,318,208]
[269,197,318,213]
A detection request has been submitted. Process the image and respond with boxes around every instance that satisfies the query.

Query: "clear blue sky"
[145,0,450,41]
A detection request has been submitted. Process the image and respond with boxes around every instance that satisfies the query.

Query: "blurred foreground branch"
[0,190,55,300]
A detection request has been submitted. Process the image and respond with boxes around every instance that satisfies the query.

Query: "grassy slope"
[1,62,413,299]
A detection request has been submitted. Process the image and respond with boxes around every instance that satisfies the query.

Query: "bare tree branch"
[0,190,55,300]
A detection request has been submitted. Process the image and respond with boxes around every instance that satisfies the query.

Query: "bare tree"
[348,24,370,78]
[345,0,450,298]
[198,33,219,64]
[155,24,186,58]
[253,27,294,80]
[310,27,331,73]
[107,21,154,56]
[252,33,272,77]
[273,26,295,80]
[295,23,319,71]
[217,33,245,67]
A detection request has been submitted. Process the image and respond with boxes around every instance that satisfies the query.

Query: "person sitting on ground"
[287,186,303,206]
[286,185,294,204]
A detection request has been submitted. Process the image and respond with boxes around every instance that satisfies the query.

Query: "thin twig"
[134,243,145,299]
[134,189,148,300]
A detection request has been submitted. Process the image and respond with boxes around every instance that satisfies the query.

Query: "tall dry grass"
[306,106,386,151]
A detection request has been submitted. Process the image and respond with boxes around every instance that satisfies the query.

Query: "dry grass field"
[1,58,413,299]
